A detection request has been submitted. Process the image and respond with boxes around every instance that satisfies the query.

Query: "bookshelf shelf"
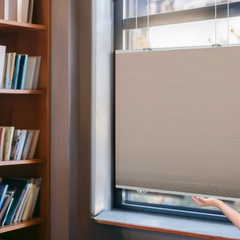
[0,19,47,34]
[0,218,46,234]
[0,90,46,95]
[0,159,46,166]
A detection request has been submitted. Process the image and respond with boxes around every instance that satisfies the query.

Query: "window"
[114,0,240,221]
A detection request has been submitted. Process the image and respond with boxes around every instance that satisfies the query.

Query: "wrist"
[214,199,223,209]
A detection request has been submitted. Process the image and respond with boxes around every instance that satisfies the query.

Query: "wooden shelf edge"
[95,219,239,240]
[0,19,47,30]
[0,159,46,166]
[0,90,46,95]
[0,218,46,234]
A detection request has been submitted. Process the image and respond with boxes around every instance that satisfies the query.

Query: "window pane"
[124,0,239,18]
[124,16,240,49]
[124,190,240,212]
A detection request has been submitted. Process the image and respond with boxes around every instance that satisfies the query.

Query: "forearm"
[216,200,240,230]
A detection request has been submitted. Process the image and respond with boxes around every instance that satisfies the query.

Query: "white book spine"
[17,0,22,22]
[4,0,9,20]
[0,46,6,89]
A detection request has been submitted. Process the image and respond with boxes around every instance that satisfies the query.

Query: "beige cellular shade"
[116,46,240,200]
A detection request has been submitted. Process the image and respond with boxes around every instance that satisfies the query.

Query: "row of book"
[0,0,34,23]
[0,127,40,161]
[0,46,41,90]
[0,177,41,226]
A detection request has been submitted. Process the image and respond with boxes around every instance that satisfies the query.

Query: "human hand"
[191,196,221,208]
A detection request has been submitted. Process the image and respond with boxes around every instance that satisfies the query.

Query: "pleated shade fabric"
[116,46,240,200]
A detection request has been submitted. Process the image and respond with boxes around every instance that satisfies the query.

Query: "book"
[24,57,37,90]
[0,185,8,210]
[1,197,13,226]
[4,53,16,89]
[11,130,27,160]
[1,127,15,161]
[15,130,26,160]
[0,190,14,224]
[9,0,17,21]
[28,130,40,159]
[18,182,32,221]
[29,178,41,219]
[17,55,28,90]
[0,0,9,20]
[10,130,21,160]
[0,178,29,225]
[12,184,29,223]
[0,46,6,89]
[17,0,29,23]
[21,130,34,160]
[32,57,41,90]
[22,179,38,220]
[0,128,5,161]
[9,188,25,223]
[27,0,34,23]
[11,55,21,89]
[0,195,11,221]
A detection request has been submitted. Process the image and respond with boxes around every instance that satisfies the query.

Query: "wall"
[51,0,203,239]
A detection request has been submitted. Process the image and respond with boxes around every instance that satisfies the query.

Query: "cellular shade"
[116,46,240,201]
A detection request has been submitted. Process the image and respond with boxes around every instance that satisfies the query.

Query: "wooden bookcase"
[0,1,50,240]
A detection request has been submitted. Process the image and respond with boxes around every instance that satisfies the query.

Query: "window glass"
[124,16,240,49]
[124,190,240,212]
[124,0,238,18]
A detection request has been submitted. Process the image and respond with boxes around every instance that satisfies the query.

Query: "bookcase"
[0,1,50,240]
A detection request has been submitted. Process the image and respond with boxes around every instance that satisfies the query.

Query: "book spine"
[32,57,41,90]
[10,130,21,160]
[9,189,25,224]
[4,0,9,20]
[29,178,41,219]
[28,130,40,159]
[11,55,21,89]
[17,55,28,90]
[4,53,16,89]
[0,128,4,161]
[12,187,28,223]
[27,0,34,23]
[3,127,15,161]
[18,183,31,221]
[0,196,10,221]
[15,130,26,160]
[21,131,33,160]
[0,185,8,210]
[1,197,13,226]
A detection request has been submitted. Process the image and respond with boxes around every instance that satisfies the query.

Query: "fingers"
[191,196,204,206]
[198,197,207,203]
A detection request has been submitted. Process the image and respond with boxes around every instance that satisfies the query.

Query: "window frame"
[113,0,240,222]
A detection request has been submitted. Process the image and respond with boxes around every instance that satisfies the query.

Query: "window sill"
[95,208,240,239]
